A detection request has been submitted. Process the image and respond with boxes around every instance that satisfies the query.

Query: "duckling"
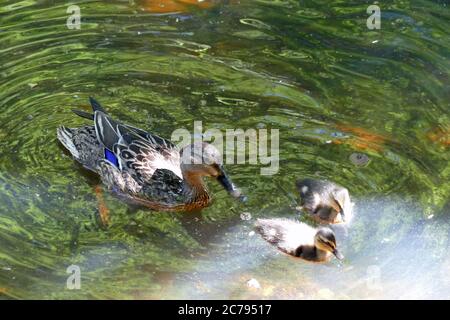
[255,218,343,262]
[296,179,353,224]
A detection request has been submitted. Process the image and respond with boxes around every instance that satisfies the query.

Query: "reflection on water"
[160,198,450,300]
[139,0,214,14]
[0,0,449,299]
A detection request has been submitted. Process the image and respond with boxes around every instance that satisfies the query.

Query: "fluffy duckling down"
[255,218,343,262]
[296,179,354,224]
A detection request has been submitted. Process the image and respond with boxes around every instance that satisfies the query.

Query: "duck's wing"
[94,111,182,183]
[71,97,183,182]
[141,168,185,203]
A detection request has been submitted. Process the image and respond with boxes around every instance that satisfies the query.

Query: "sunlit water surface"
[0,0,449,299]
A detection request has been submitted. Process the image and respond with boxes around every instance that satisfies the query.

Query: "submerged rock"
[240,212,252,221]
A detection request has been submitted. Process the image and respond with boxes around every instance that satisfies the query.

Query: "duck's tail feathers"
[71,97,107,121]
[57,126,80,159]
[89,97,107,113]
[94,111,121,150]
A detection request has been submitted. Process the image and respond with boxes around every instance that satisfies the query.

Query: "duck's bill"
[334,202,346,223]
[333,249,344,260]
[217,167,245,201]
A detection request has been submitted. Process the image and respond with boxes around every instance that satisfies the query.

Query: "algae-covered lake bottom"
[0,0,449,299]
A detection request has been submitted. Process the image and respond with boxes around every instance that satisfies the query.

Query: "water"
[0,0,449,299]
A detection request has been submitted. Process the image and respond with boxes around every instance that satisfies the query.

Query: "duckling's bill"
[333,248,344,260]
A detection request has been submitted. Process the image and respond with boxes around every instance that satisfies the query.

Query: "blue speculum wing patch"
[104,148,119,168]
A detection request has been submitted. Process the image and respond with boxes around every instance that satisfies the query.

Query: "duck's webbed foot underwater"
[94,185,110,228]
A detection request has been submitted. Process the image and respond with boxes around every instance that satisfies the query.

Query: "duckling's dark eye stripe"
[319,238,335,249]
[326,241,336,249]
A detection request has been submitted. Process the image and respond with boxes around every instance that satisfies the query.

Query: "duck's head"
[180,142,245,200]
[314,227,343,260]
[332,187,353,223]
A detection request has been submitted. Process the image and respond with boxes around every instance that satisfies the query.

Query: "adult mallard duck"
[296,179,354,224]
[255,218,343,262]
[57,97,243,211]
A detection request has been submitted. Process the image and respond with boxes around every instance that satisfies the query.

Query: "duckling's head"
[314,228,344,260]
[180,142,244,200]
[332,187,353,223]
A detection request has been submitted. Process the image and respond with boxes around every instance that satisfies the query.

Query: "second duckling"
[296,178,353,224]
[255,218,343,262]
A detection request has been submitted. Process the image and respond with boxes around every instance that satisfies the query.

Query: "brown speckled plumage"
[57,97,241,211]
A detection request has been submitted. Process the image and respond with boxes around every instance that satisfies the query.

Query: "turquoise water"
[0,0,449,299]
